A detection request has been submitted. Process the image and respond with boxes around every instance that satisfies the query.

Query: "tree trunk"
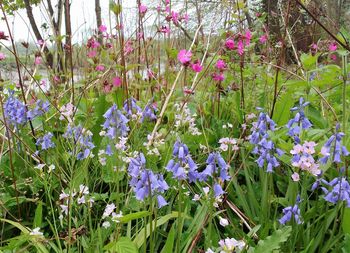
[95,0,102,43]
[23,0,54,69]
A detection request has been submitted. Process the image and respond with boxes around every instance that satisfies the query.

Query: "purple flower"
[166,141,199,182]
[213,183,225,197]
[102,104,129,139]
[27,100,50,120]
[123,97,142,117]
[36,132,55,150]
[319,125,349,164]
[200,152,230,182]
[286,98,312,143]
[63,124,95,160]
[4,91,27,127]
[141,102,157,122]
[279,195,302,225]
[128,153,169,208]
[321,177,350,207]
[249,110,283,172]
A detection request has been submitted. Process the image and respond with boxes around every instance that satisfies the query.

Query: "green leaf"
[119,211,150,223]
[104,237,138,253]
[33,201,43,228]
[342,234,350,253]
[272,92,294,125]
[161,224,176,253]
[248,226,292,253]
[342,208,350,234]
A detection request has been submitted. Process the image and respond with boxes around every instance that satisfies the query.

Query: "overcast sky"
[0,0,141,45]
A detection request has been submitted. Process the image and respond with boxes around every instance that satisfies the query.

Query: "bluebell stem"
[166,140,199,182]
[27,100,50,120]
[286,97,312,143]
[128,153,169,208]
[321,176,350,207]
[63,124,95,160]
[36,132,55,150]
[249,110,283,172]
[102,104,129,139]
[319,124,349,164]
[279,195,302,225]
[4,91,27,127]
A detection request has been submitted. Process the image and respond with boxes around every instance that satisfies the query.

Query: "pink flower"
[139,4,147,15]
[171,11,179,24]
[177,49,192,65]
[215,59,226,70]
[330,54,337,61]
[147,69,156,79]
[0,52,5,61]
[124,40,134,55]
[244,30,252,45]
[34,56,42,65]
[53,75,60,83]
[237,40,244,55]
[112,76,122,87]
[225,39,235,50]
[191,62,203,73]
[259,34,267,44]
[87,50,97,58]
[37,39,45,47]
[213,72,224,82]
[182,13,189,23]
[87,38,100,49]
[291,172,300,182]
[99,25,107,33]
[311,43,318,50]
[329,42,337,52]
[96,65,105,71]
[160,26,170,34]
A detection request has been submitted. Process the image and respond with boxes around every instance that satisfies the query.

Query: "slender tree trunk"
[23,0,54,69]
[64,0,74,103]
[95,0,102,43]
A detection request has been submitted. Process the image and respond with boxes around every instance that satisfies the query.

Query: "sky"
[0,0,139,45]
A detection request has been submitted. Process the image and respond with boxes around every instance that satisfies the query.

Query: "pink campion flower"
[87,50,97,58]
[329,42,337,52]
[87,38,100,49]
[330,54,337,61]
[182,13,189,23]
[34,56,42,65]
[156,5,161,12]
[96,64,105,71]
[124,40,134,55]
[311,43,318,50]
[213,72,224,82]
[244,30,252,45]
[53,75,60,84]
[99,25,107,33]
[225,39,235,50]
[37,39,45,47]
[160,26,170,34]
[112,76,122,87]
[137,32,144,39]
[177,49,192,65]
[139,4,147,15]
[0,52,5,61]
[171,11,179,24]
[259,34,268,44]
[191,61,203,73]
[165,5,170,12]
[237,40,244,55]
[166,0,170,4]
[215,59,226,70]
[106,42,113,49]
[147,69,156,79]
[0,31,9,40]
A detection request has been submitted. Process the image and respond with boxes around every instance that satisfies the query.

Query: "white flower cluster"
[58,185,94,221]
[206,237,246,253]
[174,103,201,135]
[101,203,123,228]
[218,138,239,152]
[143,132,165,156]
[59,102,76,122]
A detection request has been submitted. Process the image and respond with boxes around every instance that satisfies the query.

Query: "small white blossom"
[219,216,229,227]
[30,227,43,236]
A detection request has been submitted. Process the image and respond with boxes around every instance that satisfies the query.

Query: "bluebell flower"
[141,102,157,122]
[27,100,50,120]
[200,152,230,182]
[321,177,350,207]
[279,195,302,225]
[63,124,95,160]
[213,183,225,197]
[4,91,27,127]
[249,110,283,172]
[319,124,349,164]
[128,153,169,208]
[286,97,312,143]
[36,132,55,150]
[102,104,129,139]
[123,97,142,116]
[165,141,199,182]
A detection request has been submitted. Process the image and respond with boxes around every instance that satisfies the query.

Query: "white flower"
[111,211,123,223]
[192,194,201,201]
[102,221,111,228]
[60,205,68,215]
[59,191,69,200]
[30,227,43,236]
[48,164,55,173]
[79,184,89,195]
[77,196,86,205]
[34,164,45,170]
[219,216,229,227]
[59,103,76,122]
[219,237,246,252]
[102,203,116,219]
[205,249,215,253]
[203,187,210,195]
[291,172,300,182]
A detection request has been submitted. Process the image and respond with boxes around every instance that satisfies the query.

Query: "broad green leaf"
[272,92,294,125]
[342,208,350,234]
[104,237,138,253]
[33,201,43,228]
[119,211,150,223]
[161,224,176,253]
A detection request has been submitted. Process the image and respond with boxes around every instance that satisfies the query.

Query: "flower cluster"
[36,132,55,151]
[128,153,169,208]
[206,237,246,253]
[63,124,95,160]
[4,91,27,127]
[174,103,201,135]
[290,141,320,176]
[166,141,199,182]
[322,177,350,207]
[219,137,239,152]
[279,195,302,225]
[102,104,129,139]
[200,152,230,197]
[123,97,142,118]
[27,100,50,120]
[143,132,165,156]
[286,97,312,143]
[319,125,349,164]
[101,203,123,228]
[225,30,252,55]
[177,49,203,72]
[249,111,283,172]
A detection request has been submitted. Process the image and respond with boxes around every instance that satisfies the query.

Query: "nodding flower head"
[286,97,312,143]
[200,152,230,182]
[123,97,142,117]
[102,104,129,139]
[322,177,350,207]
[4,90,27,127]
[279,195,302,225]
